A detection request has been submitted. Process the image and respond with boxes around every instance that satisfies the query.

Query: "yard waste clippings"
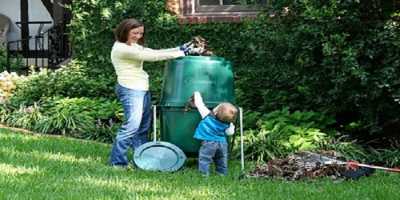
[247,151,375,180]
[189,36,214,56]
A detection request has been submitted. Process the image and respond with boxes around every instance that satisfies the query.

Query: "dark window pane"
[223,0,266,5]
[196,0,267,12]
[199,0,221,5]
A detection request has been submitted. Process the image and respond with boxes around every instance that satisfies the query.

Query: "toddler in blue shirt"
[192,91,238,176]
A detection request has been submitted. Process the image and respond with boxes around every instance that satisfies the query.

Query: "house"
[165,0,267,23]
[0,0,71,70]
[1,0,269,71]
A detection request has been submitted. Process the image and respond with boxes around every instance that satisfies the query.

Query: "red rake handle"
[347,161,400,173]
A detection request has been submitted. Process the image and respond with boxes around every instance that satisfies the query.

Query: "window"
[196,0,267,13]
[166,0,267,23]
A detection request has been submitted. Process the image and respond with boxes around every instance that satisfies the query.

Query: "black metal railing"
[6,22,71,72]
[47,25,71,67]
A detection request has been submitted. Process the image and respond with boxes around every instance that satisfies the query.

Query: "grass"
[1,128,400,200]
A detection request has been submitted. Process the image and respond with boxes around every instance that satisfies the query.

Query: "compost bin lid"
[134,141,187,172]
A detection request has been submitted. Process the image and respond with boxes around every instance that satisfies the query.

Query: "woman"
[109,18,200,167]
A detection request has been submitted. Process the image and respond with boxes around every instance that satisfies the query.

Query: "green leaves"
[2,0,398,147]
[8,60,116,107]
[233,109,335,162]
[1,96,122,143]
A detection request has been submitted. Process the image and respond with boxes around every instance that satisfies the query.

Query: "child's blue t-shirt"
[194,115,230,143]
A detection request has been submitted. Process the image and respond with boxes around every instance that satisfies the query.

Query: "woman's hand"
[180,42,193,55]
[180,42,206,56]
[180,41,193,50]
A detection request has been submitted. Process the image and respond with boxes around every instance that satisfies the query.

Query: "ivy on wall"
[67,0,400,138]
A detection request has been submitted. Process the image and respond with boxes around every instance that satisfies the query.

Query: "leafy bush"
[0,47,23,72]
[1,96,122,142]
[234,1,400,138]
[5,103,42,130]
[367,148,400,167]
[35,97,96,136]
[0,103,9,123]
[322,136,368,162]
[8,60,115,107]
[36,97,121,139]
[0,71,24,103]
[233,109,336,162]
[67,0,400,140]
[233,109,373,163]
[262,108,336,131]
[242,110,263,130]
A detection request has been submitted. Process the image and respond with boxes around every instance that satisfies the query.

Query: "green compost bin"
[160,56,235,156]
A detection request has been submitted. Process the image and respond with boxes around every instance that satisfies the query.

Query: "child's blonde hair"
[213,102,238,123]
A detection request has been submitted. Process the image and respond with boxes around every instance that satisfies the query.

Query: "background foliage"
[68,0,399,140]
[0,0,399,164]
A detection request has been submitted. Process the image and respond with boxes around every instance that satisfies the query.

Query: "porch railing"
[5,23,71,72]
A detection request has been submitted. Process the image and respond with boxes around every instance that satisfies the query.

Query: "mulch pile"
[190,36,214,56]
[247,151,351,180]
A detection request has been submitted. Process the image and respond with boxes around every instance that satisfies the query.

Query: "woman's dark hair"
[114,18,144,45]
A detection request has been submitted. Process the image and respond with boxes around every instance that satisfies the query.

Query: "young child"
[192,91,238,176]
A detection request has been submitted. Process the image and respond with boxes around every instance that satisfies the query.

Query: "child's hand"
[193,91,204,106]
[225,123,235,136]
[193,91,211,118]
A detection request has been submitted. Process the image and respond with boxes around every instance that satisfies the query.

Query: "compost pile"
[248,151,349,180]
[189,36,214,56]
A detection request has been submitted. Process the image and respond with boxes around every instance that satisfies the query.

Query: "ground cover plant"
[1,128,400,200]
[232,108,374,164]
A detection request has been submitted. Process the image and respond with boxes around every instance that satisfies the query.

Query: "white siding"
[0,0,53,47]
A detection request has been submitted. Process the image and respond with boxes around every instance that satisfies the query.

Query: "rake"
[311,152,400,173]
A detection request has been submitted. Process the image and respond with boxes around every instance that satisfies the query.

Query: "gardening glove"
[179,41,193,55]
[180,41,193,50]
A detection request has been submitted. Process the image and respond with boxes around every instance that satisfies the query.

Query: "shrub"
[233,109,372,163]
[234,1,400,138]
[1,96,122,142]
[5,103,42,130]
[0,71,24,103]
[68,0,400,139]
[322,136,368,162]
[367,148,400,167]
[233,109,336,162]
[0,47,23,72]
[8,60,115,107]
[35,97,122,139]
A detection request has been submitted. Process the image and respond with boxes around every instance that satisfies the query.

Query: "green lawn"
[1,128,400,200]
